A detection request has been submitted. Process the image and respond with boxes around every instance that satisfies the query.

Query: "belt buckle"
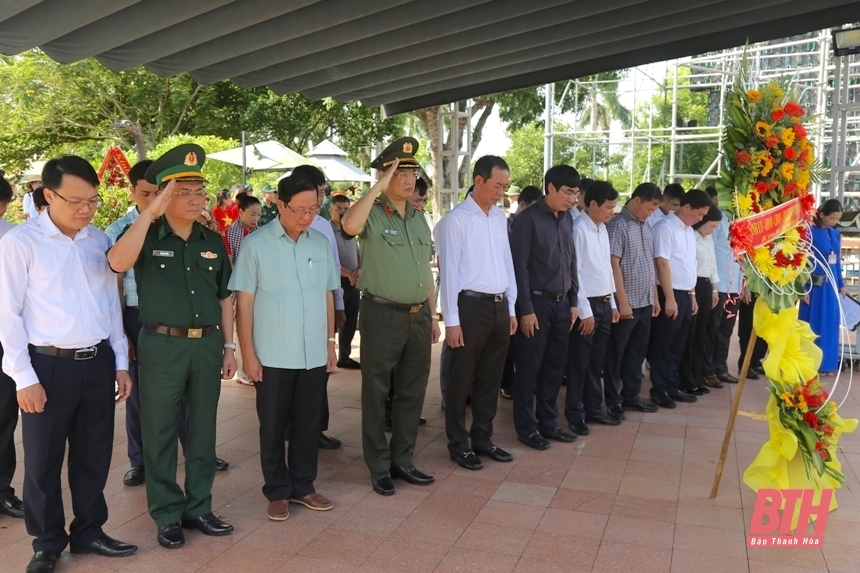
[188,328,203,339]
[74,346,97,360]
[604,295,612,302]
[555,294,564,302]
[409,304,423,314]
[493,294,504,303]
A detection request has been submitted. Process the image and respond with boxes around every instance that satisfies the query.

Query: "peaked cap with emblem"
[145,143,207,186]
[370,137,420,170]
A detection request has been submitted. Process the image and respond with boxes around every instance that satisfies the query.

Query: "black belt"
[672,288,696,295]
[531,290,566,302]
[365,294,425,314]
[30,340,110,361]
[588,294,612,303]
[461,290,505,303]
[143,323,219,338]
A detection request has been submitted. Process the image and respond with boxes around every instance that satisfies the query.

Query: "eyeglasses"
[394,171,419,180]
[50,190,102,210]
[174,189,208,200]
[558,186,580,198]
[285,204,321,217]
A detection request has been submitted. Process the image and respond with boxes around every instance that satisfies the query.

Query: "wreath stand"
[710,330,764,497]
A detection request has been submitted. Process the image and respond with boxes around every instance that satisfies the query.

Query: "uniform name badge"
[828,253,837,265]
[383,229,400,236]
[152,250,174,257]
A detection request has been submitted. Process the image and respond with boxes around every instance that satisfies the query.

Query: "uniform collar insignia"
[384,203,393,217]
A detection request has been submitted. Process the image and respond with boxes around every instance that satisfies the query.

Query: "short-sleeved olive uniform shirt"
[354,193,432,304]
[130,217,232,327]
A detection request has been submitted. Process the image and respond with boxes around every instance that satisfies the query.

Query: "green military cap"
[261,184,275,194]
[370,137,420,171]
[145,144,207,186]
[505,185,522,197]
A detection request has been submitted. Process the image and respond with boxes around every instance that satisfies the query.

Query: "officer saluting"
[341,138,440,496]
[108,144,238,549]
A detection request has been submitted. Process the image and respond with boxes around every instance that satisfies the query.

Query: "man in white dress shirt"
[0,156,137,573]
[647,189,712,409]
[292,164,345,451]
[566,181,622,436]
[646,183,684,228]
[436,156,518,471]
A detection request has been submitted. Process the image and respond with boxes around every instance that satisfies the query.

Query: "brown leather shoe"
[704,375,724,389]
[716,372,739,384]
[266,499,289,521]
[289,492,333,511]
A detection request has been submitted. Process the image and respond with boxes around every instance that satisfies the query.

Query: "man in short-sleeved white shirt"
[646,189,712,409]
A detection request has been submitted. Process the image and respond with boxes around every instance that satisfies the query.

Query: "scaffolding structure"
[546,27,860,200]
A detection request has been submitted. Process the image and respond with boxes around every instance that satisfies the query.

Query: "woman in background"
[212,188,239,232]
[800,199,851,375]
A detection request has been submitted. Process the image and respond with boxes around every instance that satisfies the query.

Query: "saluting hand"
[18,383,47,414]
[146,179,176,218]
[377,157,400,192]
[115,370,132,404]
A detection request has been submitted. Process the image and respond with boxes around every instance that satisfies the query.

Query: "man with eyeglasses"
[341,137,441,496]
[0,156,137,573]
[108,144,238,550]
[510,165,580,451]
[290,164,345,451]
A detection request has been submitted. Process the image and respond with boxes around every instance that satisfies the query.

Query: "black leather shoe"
[688,386,709,396]
[668,391,697,403]
[650,393,677,409]
[474,445,513,463]
[743,367,760,380]
[71,534,138,557]
[371,470,395,495]
[157,523,185,549]
[391,465,435,484]
[319,434,342,449]
[716,372,739,384]
[570,422,590,436]
[181,513,233,536]
[499,388,513,400]
[450,451,483,470]
[606,404,626,420]
[541,427,578,442]
[0,494,24,518]
[623,397,658,413]
[752,365,766,376]
[585,413,622,426]
[337,358,361,369]
[123,466,145,486]
[26,551,59,573]
[215,457,229,472]
[518,432,551,450]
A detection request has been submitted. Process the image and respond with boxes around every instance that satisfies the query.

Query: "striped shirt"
[225,219,257,266]
[606,207,654,309]
[105,208,140,307]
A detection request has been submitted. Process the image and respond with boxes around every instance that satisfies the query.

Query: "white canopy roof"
[208,140,313,172]
[308,140,371,182]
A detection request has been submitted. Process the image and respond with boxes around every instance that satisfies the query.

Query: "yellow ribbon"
[753,300,821,385]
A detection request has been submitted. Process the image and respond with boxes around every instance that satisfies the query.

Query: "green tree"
[505,123,580,189]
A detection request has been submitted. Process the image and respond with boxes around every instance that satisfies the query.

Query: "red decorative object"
[97,146,132,188]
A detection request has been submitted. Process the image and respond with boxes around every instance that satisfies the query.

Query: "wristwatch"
[224,343,236,350]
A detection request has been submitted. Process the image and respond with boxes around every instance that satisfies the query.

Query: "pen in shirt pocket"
[308,258,313,269]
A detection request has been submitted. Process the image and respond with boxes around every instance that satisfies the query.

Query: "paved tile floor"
[4,333,860,572]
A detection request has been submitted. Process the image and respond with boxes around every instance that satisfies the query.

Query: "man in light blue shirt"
[229,173,338,522]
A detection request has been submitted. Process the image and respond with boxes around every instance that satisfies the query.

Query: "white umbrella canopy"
[308,139,371,183]
[208,140,314,171]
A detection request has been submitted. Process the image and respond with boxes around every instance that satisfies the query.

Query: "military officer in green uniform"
[108,144,237,549]
[259,184,279,225]
[341,137,440,496]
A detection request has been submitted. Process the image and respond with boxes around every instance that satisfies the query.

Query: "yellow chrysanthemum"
[747,89,762,102]
[796,169,810,190]
[754,121,771,138]
[753,246,775,277]
[765,82,784,100]
[780,391,794,406]
[780,162,794,181]
[797,394,808,412]
[735,192,753,216]
[781,128,796,147]
[782,229,800,255]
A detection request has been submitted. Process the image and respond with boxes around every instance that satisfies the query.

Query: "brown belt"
[588,294,613,303]
[30,340,109,361]
[365,294,425,314]
[143,323,219,339]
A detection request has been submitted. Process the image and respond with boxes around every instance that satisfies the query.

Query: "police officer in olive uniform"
[108,144,238,549]
[340,138,441,496]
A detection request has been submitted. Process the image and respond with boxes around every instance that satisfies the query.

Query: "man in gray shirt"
[330,194,361,369]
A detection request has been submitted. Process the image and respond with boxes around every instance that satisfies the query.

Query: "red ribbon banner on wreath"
[730,197,803,258]
[97,146,132,187]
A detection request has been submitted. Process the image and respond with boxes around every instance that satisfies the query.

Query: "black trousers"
[339,279,360,362]
[0,343,19,503]
[706,292,739,376]
[23,347,116,552]
[603,306,652,407]
[565,298,612,424]
[500,335,515,390]
[738,293,768,370]
[446,295,510,455]
[512,295,570,438]
[123,305,189,468]
[258,366,325,501]
[648,289,693,397]
[680,278,714,391]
